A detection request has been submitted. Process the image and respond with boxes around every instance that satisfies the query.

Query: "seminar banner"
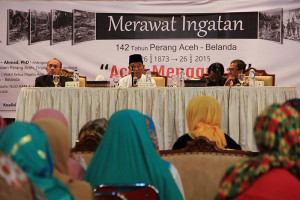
[0,1,300,117]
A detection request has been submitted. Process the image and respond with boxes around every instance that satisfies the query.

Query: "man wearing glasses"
[35,58,73,87]
[119,54,156,88]
[224,59,246,86]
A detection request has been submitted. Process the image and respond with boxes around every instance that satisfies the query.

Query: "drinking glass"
[53,75,60,87]
[238,74,245,86]
[172,75,178,87]
[112,75,119,87]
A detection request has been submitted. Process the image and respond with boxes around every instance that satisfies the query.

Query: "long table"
[16,86,298,151]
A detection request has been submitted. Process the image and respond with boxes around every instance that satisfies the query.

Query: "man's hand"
[224,76,235,86]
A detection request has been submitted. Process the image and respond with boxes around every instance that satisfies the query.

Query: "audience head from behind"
[173,95,241,150]
[0,150,36,200]
[32,111,94,200]
[224,59,246,86]
[207,62,226,86]
[216,104,300,199]
[0,121,74,200]
[46,58,62,76]
[128,54,145,79]
[78,118,108,142]
[84,109,183,200]
[186,95,226,148]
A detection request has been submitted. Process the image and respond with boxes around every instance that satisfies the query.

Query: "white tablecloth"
[16,86,298,151]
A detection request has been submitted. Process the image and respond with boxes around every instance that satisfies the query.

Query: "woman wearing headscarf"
[215,104,300,199]
[144,115,185,198]
[0,150,34,200]
[84,109,183,200]
[0,122,74,200]
[32,108,87,181]
[173,95,241,150]
[32,118,94,200]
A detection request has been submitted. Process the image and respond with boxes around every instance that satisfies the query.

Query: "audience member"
[224,59,246,86]
[283,98,300,111]
[78,118,108,142]
[0,150,35,200]
[0,122,74,200]
[84,109,183,200]
[144,115,185,198]
[119,54,156,87]
[206,62,226,86]
[0,115,7,130]
[32,114,94,200]
[173,95,241,150]
[215,104,300,199]
[35,58,73,87]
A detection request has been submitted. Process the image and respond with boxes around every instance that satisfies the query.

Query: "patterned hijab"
[283,98,300,112]
[0,151,34,200]
[33,118,94,200]
[84,110,183,200]
[215,104,300,199]
[144,115,159,150]
[0,122,73,200]
[186,95,227,149]
[78,118,108,142]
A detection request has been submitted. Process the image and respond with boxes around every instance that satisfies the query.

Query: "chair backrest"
[95,184,160,200]
[60,69,87,87]
[244,67,275,86]
[160,136,253,156]
[151,72,168,87]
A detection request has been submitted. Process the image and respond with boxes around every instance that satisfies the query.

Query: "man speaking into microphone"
[119,54,156,88]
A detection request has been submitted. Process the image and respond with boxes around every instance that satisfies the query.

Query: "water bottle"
[179,69,185,87]
[146,69,151,83]
[249,69,255,86]
[73,70,79,82]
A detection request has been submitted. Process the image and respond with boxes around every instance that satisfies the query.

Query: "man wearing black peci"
[118,54,156,88]
[35,58,73,87]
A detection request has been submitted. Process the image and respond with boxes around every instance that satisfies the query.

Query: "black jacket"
[35,75,73,87]
[172,133,241,150]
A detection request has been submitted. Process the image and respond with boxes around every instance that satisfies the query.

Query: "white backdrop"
[0,0,300,118]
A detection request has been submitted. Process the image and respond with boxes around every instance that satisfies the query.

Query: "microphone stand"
[216,67,219,86]
[131,66,134,87]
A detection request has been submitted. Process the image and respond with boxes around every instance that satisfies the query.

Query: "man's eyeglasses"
[228,68,239,72]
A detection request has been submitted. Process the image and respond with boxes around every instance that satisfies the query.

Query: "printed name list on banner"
[0,1,300,117]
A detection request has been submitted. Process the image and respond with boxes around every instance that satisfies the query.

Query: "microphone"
[131,65,134,87]
[215,66,220,86]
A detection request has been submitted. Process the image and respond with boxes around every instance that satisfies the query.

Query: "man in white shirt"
[119,54,156,88]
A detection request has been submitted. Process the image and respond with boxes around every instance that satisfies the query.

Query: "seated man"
[206,62,226,86]
[119,54,156,88]
[35,58,73,87]
[224,59,246,86]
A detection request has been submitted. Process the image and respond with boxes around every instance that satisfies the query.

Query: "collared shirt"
[119,74,156,88]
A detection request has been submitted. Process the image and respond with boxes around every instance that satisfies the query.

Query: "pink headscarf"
[31,108,68,128]
[0,116,7,130]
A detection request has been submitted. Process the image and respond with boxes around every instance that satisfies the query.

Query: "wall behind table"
[0,0,299,119]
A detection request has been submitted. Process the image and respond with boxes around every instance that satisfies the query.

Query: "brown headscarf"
[33,118,94,200]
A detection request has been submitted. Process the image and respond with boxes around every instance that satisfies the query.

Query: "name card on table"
[138,82,152,87]
[65,81,79,88]
[255,81,264,86]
